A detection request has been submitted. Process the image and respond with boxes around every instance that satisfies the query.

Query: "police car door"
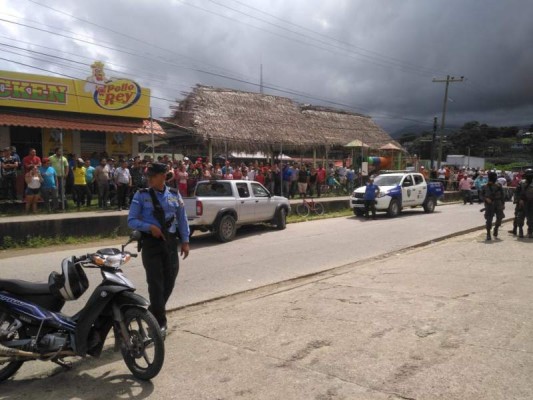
[401,174,416,206]
[413,173,427,205]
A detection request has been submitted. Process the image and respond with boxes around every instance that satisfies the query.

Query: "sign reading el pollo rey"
[0,61,150,118]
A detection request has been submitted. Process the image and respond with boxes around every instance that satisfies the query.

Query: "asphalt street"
[0,203,491,316]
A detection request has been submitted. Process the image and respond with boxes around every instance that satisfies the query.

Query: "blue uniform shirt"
[128,186,190,243]
[364,183,380,201]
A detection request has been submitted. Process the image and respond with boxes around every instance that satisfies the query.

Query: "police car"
[351,171,444,217]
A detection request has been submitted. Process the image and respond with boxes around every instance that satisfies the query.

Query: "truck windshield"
[196,182,233,197]
[374,175,402,186]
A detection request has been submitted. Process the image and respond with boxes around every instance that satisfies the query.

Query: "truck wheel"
[215,214,236,242]
[387,199,400,218]
[423,197,436,213]
[275,208,287,230]
[353,208,364,217]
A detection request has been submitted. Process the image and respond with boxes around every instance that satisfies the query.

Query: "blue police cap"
[147,162,168,175]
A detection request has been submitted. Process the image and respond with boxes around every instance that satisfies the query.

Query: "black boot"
[493,226,499,238]
[486,228,492,241]
[508,222,517,235]
[518,227,524,238]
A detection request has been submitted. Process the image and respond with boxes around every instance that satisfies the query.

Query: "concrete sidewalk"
[3,223,532,400]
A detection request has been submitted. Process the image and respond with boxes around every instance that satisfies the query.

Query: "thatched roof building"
[169,85,400,153]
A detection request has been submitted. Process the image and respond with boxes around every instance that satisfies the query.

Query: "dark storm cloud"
[1,0,532,132]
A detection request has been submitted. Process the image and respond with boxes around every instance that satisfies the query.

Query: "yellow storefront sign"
[107,131,132,157]
[42,128,74,157]
[0,61,150,118]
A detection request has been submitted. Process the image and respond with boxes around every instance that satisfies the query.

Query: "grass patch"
[0,228,120,250]
[287,208,353,224]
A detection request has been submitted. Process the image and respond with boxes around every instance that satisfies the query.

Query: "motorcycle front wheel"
[120,308,164,381]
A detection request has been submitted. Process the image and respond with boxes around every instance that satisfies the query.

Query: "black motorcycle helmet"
[487,171,498,183]
[49,257,89,301]
[524,168,533,182]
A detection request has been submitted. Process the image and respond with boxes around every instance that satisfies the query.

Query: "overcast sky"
[1,0,532,133]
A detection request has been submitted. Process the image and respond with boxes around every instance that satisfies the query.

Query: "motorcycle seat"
[0,279,51,296]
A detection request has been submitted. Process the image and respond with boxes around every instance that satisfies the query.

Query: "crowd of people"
[2,146,531,217]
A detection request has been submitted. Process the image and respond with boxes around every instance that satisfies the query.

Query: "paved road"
[0,203,489,315]
[4,223,532,400]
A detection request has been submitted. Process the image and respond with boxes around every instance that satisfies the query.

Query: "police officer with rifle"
[128,163,190,336]
[519,169,533,239]
[481,171,505,241]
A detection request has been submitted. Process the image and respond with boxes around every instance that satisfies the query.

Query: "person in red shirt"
[23,148,41,173]
[316,164,326,197]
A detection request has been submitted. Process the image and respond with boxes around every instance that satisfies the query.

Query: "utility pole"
[259,63,264,94]
[432,75,464,168]
[430,116,437,169]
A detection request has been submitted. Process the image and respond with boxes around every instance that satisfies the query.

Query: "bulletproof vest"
[523,181,533,201]
[484,183,503,201]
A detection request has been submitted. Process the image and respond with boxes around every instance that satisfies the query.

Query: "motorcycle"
[0,231,164,382]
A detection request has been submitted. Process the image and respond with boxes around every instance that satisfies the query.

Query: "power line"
[203,0,439,77]
[227,0,453,77]
[177,0,436,78]
[21,1,260,82]
[0,20,432,125]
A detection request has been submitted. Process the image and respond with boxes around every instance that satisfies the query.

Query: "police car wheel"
[387,199,400,218]
[423,197,436,213]
[216,214,237,242]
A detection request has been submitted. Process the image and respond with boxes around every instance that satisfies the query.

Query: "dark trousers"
[3,174,17,200]
[40,187,58,212]
[484,202,505,231]
[461,189,472,204]
[86,182,95,206]
[364,199,376,219]
[116,183,129,209]
[97,182,109,208]
[141,235,179,327]
[74,184,88,208]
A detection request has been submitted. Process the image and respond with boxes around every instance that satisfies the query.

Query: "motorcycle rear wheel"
[120,308,164,381]
[0,318,26,382]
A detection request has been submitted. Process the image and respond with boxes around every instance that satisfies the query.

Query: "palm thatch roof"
[169,85,401,152]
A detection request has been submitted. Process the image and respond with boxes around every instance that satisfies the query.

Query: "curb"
[165,217,515,315]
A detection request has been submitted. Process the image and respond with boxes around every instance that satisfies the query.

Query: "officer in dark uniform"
[508,177,525,238]
[519,169,533,239]
[481,171,505,241]
[128,163,190,335]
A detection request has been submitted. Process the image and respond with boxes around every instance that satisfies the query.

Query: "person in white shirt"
[247,166,256,181]
[114,160,132,211]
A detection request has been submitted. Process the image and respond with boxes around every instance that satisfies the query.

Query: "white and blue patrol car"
[351,172,444,217]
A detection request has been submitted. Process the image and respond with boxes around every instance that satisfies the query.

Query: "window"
[236,182,250,198]
[251,183,270,197]
[195,182,232,197]
[414,174,424,185]
[402,176,413,187]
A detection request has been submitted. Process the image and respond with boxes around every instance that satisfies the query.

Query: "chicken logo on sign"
[83,61,141,111]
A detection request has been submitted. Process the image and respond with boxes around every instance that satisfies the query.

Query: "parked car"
[183,180,290,242]
[350,172,444,217]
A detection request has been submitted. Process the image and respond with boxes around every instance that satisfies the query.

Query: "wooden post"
[207,139,213,164]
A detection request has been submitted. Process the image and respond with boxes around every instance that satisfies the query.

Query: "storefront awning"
[0,108,165,135]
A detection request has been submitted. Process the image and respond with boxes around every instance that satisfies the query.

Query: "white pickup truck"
[350,172,444,217]
[183,180,291,242]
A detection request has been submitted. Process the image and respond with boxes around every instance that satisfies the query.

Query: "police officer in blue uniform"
[128,163,190,335]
